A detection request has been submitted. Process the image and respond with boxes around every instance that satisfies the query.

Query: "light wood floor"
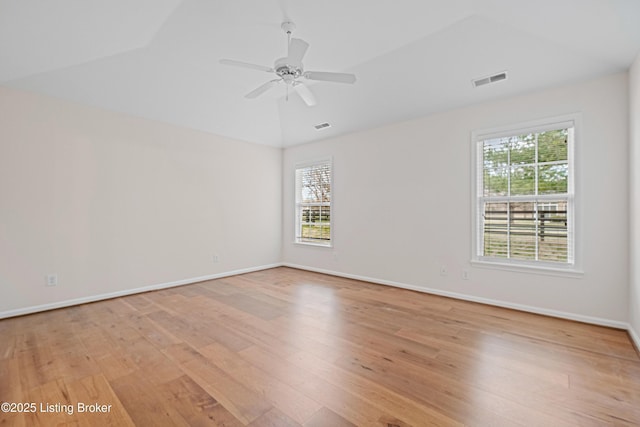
[1,267,639,426]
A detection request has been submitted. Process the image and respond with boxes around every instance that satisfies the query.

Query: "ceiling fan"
[220,21,356,106]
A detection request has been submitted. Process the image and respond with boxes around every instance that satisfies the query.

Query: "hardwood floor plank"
[333,346,519,425]
[207,293,283,320]
[195,279,245,296]
[0,358,22,401]
[90,353,137,383]
[172,348,272,424]
[247,407,302,427]
[24,378,77,427]
[395,326,571,388]
[109,370,192,426]
[238,344,416,426]
[199,342,322,424]
[146,310,218,349]
[156,375,244,427]
[194,299,300,358]
[125,313,182,349]
[1,267,639,426]
[119,294,158,315]
[287,351,462,427]
[65,374,136,427]
[304,407,356,427]
[462,327,640,379]
[445,305,638,360]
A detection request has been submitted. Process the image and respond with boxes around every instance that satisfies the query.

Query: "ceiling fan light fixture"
[281,21,296,35]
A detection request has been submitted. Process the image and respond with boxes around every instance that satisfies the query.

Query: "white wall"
[283,73,630,325]
[2,71,634,329]
[0,86,282,317]
[630,55,640,345]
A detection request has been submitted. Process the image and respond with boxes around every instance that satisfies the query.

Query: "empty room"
[2,0,640,425]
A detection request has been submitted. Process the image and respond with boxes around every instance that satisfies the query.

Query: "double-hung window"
[295,159,332,246]
[473,117,577,270]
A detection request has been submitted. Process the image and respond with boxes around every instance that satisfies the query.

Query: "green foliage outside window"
[481,128,570,263]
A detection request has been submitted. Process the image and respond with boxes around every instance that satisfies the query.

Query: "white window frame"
[294,158,333,247]
[471,114,582,276]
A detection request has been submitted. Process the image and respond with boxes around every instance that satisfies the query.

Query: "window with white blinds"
[295,159,332,246]
[473,119,576,269]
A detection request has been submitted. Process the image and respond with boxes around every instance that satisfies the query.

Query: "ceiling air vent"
[472,71,508,88]
[314,122,331,130]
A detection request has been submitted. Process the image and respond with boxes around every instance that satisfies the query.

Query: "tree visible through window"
[295,160,332,245]
[476,122,574,266]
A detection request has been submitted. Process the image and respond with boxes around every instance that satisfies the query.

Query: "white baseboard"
[4,262,635,342]
[0,263,283,320]
[283,263,628,330]
[628,324,640,353]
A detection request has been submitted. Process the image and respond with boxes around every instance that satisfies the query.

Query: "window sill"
[294,241,333,248]
[471,259,583,278]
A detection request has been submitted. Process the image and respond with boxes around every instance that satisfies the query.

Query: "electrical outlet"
[46,274,58,287]
[213,254,219,263]
[462,270,469,280]
[440,265,447,276]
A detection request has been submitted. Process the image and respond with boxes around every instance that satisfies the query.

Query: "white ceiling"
[2,0,639,147]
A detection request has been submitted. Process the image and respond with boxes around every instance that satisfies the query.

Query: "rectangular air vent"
[314,122,331,130]
[472,71,508,88]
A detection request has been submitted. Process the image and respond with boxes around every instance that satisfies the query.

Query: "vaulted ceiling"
[2,0,639,147]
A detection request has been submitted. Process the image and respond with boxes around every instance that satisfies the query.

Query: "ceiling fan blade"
[245,79,281,99]
[220,59,273,73]
[293,82,317,106]
[304,71,356,84]
[288,38,309,63]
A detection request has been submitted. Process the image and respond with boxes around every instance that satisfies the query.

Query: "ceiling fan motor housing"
[274,57,303,81]
[281,21,296,34]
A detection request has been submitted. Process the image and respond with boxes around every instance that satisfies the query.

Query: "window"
[295,159,332,246]
[473,118,576,270]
